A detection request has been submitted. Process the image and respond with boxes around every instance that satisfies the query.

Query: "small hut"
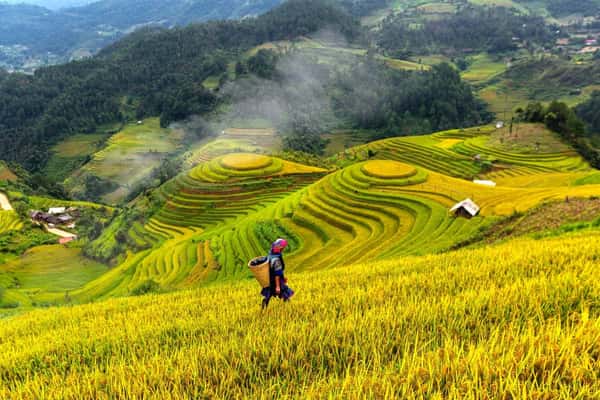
[450,198,480,219]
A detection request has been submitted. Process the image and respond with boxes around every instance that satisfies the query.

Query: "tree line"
[377,6,555,58]
[521,99,600,168]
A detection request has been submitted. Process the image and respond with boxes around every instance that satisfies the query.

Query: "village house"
[578,46,600,54]
[30,206,80,227]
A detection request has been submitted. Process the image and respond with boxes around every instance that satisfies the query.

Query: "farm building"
[30,211,60,225]
[450,199,480,219]
[30,207,79,227]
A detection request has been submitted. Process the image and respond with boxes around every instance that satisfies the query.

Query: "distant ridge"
[0,0,285,70]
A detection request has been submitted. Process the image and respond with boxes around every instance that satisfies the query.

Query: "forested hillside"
[377,6,554,57]
[0,0,492,177]
[0,0,392,71]
[0,0,360,170]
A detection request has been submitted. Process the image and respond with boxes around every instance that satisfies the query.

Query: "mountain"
[0,0,286,71]
[0,0,365,172]
[1,1,89,10]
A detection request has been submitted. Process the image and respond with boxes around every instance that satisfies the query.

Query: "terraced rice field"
[184,127,280,168]
[0,211,22,235]
[201,159,490,278]
[362,125,591,181]
[71,119,183,203]
[59,154,328,297]
[46,125,600,300]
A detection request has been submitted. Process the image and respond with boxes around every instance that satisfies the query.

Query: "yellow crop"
[436,138,463,149]
[1,232,599,398]
[220,153,273,170]
[383,168,600,216]
[362,160,416,179]
[0,211,23,234]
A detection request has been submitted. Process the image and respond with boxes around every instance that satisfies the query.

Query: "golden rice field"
[220,153,273,170]
[362,160,416,179]
[1,232,599,399]
[0,211,22,235]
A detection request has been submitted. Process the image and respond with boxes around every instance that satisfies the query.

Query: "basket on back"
[248,256,270,288]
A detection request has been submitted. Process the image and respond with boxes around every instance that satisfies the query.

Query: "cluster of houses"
[30,207,80,229]
[556,36,600,55]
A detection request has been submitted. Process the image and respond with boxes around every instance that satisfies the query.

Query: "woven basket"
[248,256,270,288]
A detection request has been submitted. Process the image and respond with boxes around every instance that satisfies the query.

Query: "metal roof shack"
[450,198,481,218]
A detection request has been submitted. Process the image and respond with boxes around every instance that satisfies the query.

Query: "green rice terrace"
[65,118,184,204]
[2,123,600,309]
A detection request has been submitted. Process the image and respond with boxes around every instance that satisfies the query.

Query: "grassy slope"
[0,245,108,307]
[244,38,426,72]
[477,57,600,117]
[44,133,110,182]
[67,118,183,204]
[1,231,599,398]
[461,53,508,85]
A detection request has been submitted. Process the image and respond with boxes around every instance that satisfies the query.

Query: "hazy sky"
[3,0,90,10]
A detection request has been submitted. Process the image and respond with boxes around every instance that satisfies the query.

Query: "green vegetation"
[461,53,508,85]
[574,172,600,185]
[0,0,360,171]
[520,100,599,168]
[1,231,599,397]
[0,211,22,235]
[0,161,17,182]
[377,5,553,57]
[0,245,108,308]
[66,119,183,203]
[44,131,112,182]
[0,228,56,263]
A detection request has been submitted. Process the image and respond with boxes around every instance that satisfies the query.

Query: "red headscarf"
[271,238,288,253]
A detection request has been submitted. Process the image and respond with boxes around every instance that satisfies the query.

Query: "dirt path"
[46,226,77,239]
[0,192,13,211]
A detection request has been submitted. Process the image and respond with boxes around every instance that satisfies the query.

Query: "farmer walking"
[261,238,294,309]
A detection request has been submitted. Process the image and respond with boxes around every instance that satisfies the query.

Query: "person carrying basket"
[248,238,295,309]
